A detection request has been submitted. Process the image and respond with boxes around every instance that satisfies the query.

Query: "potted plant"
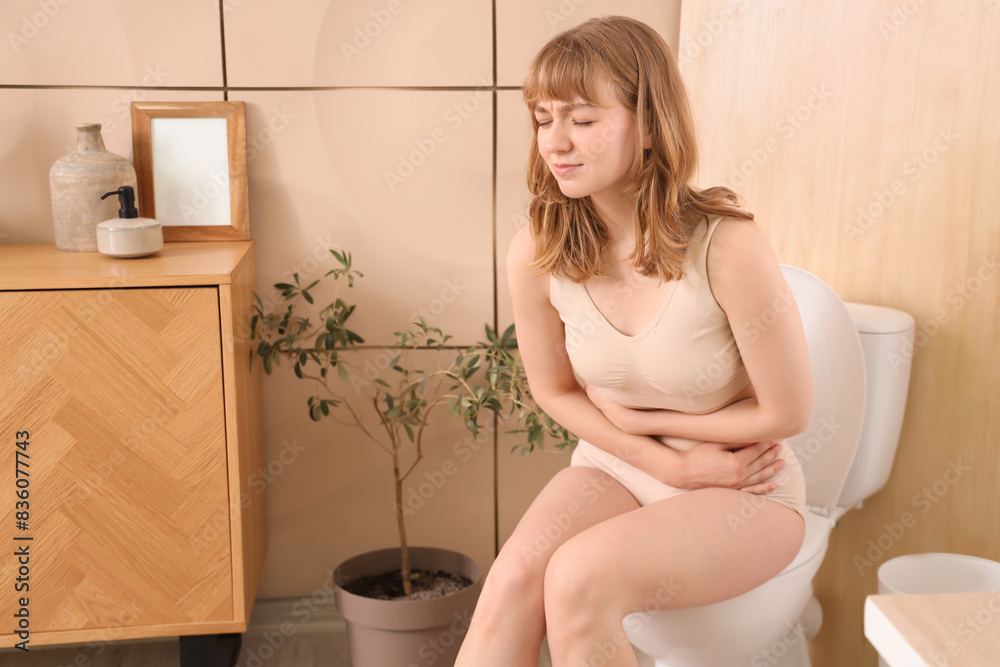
[249,249,571,667]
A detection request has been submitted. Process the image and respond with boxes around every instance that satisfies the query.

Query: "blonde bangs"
[522,38,614,115]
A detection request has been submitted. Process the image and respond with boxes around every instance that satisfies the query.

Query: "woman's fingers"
[736,441,785,491]
[739,482,777,495]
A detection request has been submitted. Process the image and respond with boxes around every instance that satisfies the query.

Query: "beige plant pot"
[334,546,482,667]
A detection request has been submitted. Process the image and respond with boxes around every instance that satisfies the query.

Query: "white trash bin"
[876,553,1000,666]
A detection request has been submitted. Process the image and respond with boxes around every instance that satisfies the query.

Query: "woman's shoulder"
[705,215,780,300]
[507,224,553,297]
[706,215,770,262]
[509,223,536,263]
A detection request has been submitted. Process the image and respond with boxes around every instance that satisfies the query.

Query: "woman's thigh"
[545,488,806,613]
[497,465,641,571]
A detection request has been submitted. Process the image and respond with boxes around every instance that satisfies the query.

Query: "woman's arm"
[586,219,813,444]
[507,224,786,491]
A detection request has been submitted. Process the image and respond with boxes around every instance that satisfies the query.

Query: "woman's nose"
[545,121,571,152]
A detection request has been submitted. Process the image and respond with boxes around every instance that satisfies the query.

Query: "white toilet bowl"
[626,511,831,667]
[625,266,916,667]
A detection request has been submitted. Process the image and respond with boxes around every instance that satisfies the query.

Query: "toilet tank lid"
[844,302,916,334]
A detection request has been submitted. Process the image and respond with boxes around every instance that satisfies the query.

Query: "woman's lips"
[552,163,580,176]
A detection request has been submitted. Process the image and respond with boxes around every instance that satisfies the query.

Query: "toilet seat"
[779,510,832,574]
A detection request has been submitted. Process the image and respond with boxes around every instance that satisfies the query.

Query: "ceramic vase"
[49,123,137,251]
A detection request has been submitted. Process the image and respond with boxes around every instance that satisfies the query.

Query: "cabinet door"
[0,287,233,635]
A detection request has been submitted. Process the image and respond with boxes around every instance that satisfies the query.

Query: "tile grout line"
[218,0,229,101]
[491,0,501,561]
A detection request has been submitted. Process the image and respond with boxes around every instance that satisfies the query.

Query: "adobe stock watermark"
[727,416,842,533]
[543,0,589,30]
[751,620,808,667]
[383,75,492,192]
[584,577,681,666]
[843,127,959,243]
[723,83,833,190]
[249,236,346,329]
[61,397,175,513]
[343,276,470,396]
[240,569,339,667]
[178,169,230,224]
[191,438,307,555]
[853,458,973,576]
[918,594,1000,666]
[887,254,998,371]
[680,286,797,406]
[340,0,407,63]
[878,0,928,38]
[7,0,71,53]
[395,418,496,520]
[520,458,632,564]
[677,0,751,68]
[50,66,170,147]
[405,609,474,666]
[246,106,296,163]
[52,600,144,667]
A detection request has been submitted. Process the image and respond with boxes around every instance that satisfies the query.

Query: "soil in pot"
[342,568,473,601]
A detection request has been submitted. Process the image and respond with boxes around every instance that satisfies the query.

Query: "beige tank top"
[550,214,750,415]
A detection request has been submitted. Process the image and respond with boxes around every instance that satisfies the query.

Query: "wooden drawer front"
[0,287,233,634]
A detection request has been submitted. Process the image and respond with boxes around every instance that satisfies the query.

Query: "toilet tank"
[837,302,916,508]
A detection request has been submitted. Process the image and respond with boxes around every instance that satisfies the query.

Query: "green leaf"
[337,363,349,383]
[302,290,314,305]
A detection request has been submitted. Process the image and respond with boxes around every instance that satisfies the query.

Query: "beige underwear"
[570,437,807,522]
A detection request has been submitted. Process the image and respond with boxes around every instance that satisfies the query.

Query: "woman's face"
[534,79,638,204]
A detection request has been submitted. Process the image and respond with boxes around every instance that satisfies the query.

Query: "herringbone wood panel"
[0,288,233,635]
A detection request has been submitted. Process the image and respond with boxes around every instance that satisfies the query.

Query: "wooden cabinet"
[0,242,267,651]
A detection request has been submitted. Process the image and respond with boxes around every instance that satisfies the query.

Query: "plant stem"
[393,449,412,596]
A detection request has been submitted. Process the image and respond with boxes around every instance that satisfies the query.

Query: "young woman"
[456,16,811,667]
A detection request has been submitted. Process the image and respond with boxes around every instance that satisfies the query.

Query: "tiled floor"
[0,597,653,666]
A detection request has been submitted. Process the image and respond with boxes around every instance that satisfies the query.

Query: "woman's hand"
[586,383,785,495]
[585,383,644,433]
[674,440,785,495]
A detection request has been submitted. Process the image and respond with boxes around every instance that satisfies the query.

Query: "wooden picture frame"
[131,101,249,241]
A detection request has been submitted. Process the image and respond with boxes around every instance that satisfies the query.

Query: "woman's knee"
[480,546,547,609]
[543,537,611,616]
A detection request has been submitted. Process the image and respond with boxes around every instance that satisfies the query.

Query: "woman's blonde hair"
[523,15,753,282]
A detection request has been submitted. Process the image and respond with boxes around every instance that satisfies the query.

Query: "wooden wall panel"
[679,2,1000,665]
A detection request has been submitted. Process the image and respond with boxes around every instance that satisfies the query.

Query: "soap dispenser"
[96,186,163,258]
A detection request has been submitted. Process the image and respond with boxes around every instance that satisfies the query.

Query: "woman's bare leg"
[455,466,640,666]
[544,488,805,667]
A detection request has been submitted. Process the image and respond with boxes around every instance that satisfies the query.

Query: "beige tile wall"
[0,0,681,597]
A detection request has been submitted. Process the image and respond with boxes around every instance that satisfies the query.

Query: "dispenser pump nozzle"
[101,186,139,219]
